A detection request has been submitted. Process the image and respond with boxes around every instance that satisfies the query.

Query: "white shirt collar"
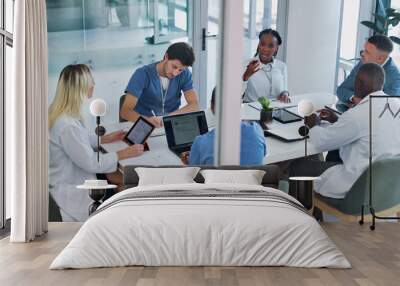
[259,56,275,68]
[381,56,390,67]
[358,90,386,105]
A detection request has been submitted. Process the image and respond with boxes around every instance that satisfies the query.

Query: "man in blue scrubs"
[181,88,267,166]
[337,35,400,112]
[120,42,199,127]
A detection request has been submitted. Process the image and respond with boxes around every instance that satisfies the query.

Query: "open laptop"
[163,111,209,156]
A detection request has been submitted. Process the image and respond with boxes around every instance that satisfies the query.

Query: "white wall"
[285,0,342,95]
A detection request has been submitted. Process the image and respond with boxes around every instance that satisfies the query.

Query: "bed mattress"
[50,183,350,269]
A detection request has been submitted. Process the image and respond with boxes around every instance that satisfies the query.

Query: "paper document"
[150,127,166,137]
[120,149,182,166]
[101,141,128,153]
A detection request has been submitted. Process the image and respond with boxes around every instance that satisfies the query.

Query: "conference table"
[102,92,337,169]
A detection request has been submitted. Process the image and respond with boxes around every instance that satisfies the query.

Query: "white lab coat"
[243,58,288,102]
[310,91,400,199]
[49,116,118,221]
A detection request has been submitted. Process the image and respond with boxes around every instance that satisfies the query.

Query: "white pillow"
[135,167,201,186]
[200,169,266,185]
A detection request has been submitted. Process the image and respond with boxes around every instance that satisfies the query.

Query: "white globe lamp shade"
[90,99,107,117]
[297,100,314,117]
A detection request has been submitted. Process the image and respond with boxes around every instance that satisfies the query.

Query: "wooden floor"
[0,222,399,286]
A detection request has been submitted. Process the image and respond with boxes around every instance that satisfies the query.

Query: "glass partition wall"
[389,0,400,66]
[205,0,279,107]
[47,0,191,129]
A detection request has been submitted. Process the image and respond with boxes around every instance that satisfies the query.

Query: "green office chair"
[314,155,400,223]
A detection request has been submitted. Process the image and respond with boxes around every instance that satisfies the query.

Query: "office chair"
[314,155,400,222]
[119,94,127,122]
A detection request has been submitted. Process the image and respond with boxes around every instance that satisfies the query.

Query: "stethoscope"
[159,77,169,116]
[261,63,273,98]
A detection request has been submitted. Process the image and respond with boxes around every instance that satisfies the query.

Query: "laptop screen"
[163,111,208,148]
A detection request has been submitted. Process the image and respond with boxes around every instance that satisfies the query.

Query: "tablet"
[264,130,306,142]
[124,116,155,145]
[273,108,302,124]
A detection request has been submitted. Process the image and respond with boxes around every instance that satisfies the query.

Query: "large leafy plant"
[361,2,400,45]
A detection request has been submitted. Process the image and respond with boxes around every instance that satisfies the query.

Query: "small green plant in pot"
[258,96,273,128]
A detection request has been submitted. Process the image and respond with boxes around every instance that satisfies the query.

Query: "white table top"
[102,92,336,167]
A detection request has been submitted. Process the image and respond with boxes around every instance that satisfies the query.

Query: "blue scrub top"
[189,121,267,166]
[125,62,193,116]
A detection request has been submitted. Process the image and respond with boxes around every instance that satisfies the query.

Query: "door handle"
[202,28,217,51]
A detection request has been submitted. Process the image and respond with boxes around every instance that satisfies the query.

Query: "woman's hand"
[277,91,290,103]
[101,130,126,144]
[117,144,145,160]
[243,59,261,81]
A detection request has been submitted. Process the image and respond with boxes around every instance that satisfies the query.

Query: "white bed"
[50,183,350,269]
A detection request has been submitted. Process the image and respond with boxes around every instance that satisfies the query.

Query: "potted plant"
[258,96,273,128]
[361,1,400,45]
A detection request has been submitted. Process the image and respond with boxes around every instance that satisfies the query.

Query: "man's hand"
[101,130,126,144]
[243,59,261,81]
[180,151,190,165]
[277,91,290,103]
[147,116,163,128]
[304,113,320,129]
[317,109,338,123]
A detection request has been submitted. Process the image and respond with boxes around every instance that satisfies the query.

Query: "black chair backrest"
[119,94,127,122]
[49,192,62,222]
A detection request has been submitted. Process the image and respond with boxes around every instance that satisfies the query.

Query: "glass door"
[202,0,279,108]
[153,0,189,44]
[205,0,219,107]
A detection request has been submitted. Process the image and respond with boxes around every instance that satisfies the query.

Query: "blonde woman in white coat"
[243,28,290,103]
[49,64,144,222]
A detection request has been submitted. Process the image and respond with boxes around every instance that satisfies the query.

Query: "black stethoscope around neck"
[260,63,273,97]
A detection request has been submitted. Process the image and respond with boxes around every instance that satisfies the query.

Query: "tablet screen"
[125,117,155,145]
[273,109,302,123]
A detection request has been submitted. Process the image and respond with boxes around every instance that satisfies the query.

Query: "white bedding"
[50,183,350,269]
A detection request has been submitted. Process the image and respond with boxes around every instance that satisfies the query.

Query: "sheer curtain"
[9,0,48,242]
